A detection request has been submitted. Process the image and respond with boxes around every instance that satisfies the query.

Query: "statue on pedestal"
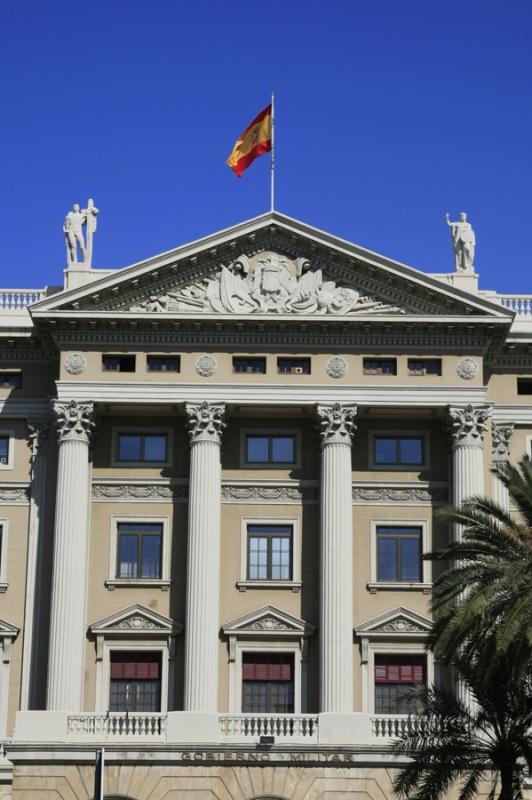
[445,211,476,272]
[63,199,99,267]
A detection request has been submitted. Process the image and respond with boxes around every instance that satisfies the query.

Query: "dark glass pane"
[117,534,138,578]
[426,359,441,375]
[0,437,8,464]
[147,356,180,372]
[400,538,421,581]
[399,438,423,464]
[143,435,167,462]
[140,534,161,578]
[248,525,292,535]
[118,434,141,461]
[374,438,397,464]
[377,537,397,581]
[103,356,121,371]
[0,373,22,388]
[271,436,295,463]
[118,523,162,534]
[246,436,269,463]
[375,683,417,714]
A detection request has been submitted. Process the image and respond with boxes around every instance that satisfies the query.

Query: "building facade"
[0,211,530,798]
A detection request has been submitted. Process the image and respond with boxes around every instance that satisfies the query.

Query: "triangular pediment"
[354,607,432,637]
[223,605,315,638]
[89,603,182,636]
[0,618,19,639]
[31,212,512,323]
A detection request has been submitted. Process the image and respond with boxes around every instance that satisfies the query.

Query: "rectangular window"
[147,355,180,373]
[374,654,425,714]
[247,524,292,581]
[117,522,162,579]
[408,359,442,376]
[0,437,9,466]
[376,526,422,582]
[373,435,424,466]
[117,433,168,463]
[0,372,22,388]
[242,653,294,713]
[363,358,397,376]
[277,358,311,375]
[517,379,532,395]
[245,434,296,465]
[233,357,267,374]
[109,652,161,712]
[102,355,136,372]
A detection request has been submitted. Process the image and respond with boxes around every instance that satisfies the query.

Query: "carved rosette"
[316,403,357,447]
[185,401,226,445]
[53,400,95,444]
[27,418,49,459]
[448,404,491,448]
[492,422,514,463]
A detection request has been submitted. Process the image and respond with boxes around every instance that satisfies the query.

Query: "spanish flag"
[226,104,272,177]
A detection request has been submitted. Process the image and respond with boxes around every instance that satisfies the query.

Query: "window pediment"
[223,605,315,639]
[89,603,182,637]
[355,606,432,639]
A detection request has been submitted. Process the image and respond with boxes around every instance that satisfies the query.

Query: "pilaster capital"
[185,401,226,445]
[316,403,357,447]
[53,400,95,444]
[27,418,49,459]
[491,422,514,462]
[448,404,491,449]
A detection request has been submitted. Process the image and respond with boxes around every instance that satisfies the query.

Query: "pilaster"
[491,422,514,511]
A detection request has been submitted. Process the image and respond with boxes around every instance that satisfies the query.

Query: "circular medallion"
[456,358,479,380]
[196,355,217,377]
[64,353,87,375]
[326,357,348,379]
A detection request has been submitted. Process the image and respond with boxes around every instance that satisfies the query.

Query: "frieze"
[107,616,161,631]
[352,485,448,504]
[246,616,292,632]
[92,483,188,502]
[221,485,319,503]
[373,617,426,633]
[0,485,30,505]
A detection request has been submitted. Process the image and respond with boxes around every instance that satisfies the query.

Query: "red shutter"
[375,658,424,684]
[110,655,160,680]
[242,662,292,681]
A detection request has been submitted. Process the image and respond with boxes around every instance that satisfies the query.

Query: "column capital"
[27,418,49,459]
[316,403,357,447]
[185,401,226,445]
[53,400,95,444]
[448,404,491,448]
[492,422,514,462]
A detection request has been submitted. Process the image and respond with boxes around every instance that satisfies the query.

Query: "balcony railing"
[0,289,47,311]
[496,295,532,319]
[67,712,167,738]
[371,714,423,738]
[219,713,318,741]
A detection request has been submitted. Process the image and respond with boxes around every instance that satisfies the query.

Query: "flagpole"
[270,91,275,212]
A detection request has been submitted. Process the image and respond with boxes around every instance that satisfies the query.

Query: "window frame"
[0,431,14,471]
[407,358,442,377]
[115,521,164,581]
[101,354,137,373]
[369,430,429,471]
[241,651,295,714]
[373,652,427,715]
[230,642,304,714]
[239,429,300,469]
[0,519,8,592]
[0,370,22,389]
[109,650,163,713]
[106,515,170,590]
[238,515,301,591]
[99,642,170,713]
[277,357,312,375]
[368,517,431,592]
[363,358,397,376]
[233,356,267,374]
[146,354,181,373]
[111,427,172,468]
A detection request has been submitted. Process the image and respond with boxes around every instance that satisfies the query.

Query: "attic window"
[0,372,22,389]
[517,379,532,396]
[102,355,136,373]
[363,358,397,376]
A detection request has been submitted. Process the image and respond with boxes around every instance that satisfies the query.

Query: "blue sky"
[1,0,531,292]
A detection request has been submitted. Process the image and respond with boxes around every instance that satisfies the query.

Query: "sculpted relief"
[131,251,401,315]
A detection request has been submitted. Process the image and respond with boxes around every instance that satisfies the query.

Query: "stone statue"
[63,199,99,266]
[445,211,475,272]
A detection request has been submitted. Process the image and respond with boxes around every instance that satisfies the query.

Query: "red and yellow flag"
[226,104,272,177]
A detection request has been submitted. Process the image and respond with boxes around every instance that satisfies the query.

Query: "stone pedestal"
[491,423,514,512]
[47,401,95,710]
[317,404,357,713]
[184,402,225,711]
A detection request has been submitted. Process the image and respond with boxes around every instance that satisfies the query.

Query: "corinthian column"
[491,423,514,512]
[184,402,225,711]
[316,403,357,713]
[47,401,95,710]
[448,405,491,527]
[20,419,49,710]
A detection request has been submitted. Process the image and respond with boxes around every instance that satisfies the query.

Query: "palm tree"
[392,651,532,800]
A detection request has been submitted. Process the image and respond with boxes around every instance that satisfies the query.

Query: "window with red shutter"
[109,653,161,712]
[374,654,425,715]
[242,653,294,713]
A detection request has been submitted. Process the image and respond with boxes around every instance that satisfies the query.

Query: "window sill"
[0,583,8,593]
[367,582,431,594]
[236,580,302,593]
[105,579,170,591]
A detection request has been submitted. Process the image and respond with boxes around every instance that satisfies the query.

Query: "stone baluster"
[316,403,357,712]
[491,422,514,512]
[184,402,225,711]
[20,419,49,710]
[47,401,95,710]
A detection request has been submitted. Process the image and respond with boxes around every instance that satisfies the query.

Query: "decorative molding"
[0,484,30,505]
[448,404,491,448]
[64,352,87,375]
[92,481,188,502]
[352,485,447,505]
[185,401,226,444]
[375,616,427,633]
[195,355,217,377]
[355,607,432,639]
[316,403,357,446]
[223,605,315,639]
[456,357,479,380]
[89,603,182,637]
[53,399,95,444]
[491,422,514,462]
[222,484,318,503]
[326,356,347,379]
[27,418,49,459]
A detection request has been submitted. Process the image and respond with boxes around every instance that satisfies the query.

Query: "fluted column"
[20,419,49,710]
[491,423,514,512]
[317,403,357,713]
[47,401,95,710]
[184,401,225,711]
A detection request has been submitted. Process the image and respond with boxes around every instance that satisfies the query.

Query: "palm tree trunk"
[498,763,514,800]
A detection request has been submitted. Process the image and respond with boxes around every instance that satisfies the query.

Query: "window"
[0,437,9,467]
[233,357,267,374]
[102,355,136,372]
[0,372,22,388]
[408,359,441,376]
[245,434,296,465]
[109,652,161,712]
[277,358,311,375]
[147,355,180,373]
[117,523,162,579]
[117,432,168,463]
[363,358,397,376]
[376,526,422,582]
[242,653,294,713]
[517,379,532,395]
[373,435,425,466]
[374,654,425,714]
[247,525,292,581]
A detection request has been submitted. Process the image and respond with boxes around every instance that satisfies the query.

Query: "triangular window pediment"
[355,606,432,637]
[223,605,315,638]
[89,603,181,636]
[0,618,19,638]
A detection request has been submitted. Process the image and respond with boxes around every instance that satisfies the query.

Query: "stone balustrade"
[497,295,532,319]
[371,714,422,738]
[0,289,46,311]
[67,712,167,738]
[219,713,318,741]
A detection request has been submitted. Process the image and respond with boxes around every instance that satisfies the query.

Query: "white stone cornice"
[492,422,514,462]
[185,402,226,445]
[448,404,491,448]
[53,400,95,444]
[316,403,357,447]
[492,406,532,426]
[0,398,49,419]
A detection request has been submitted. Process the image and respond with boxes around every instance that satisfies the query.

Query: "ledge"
[105,579,171,591]
[0,583,8,593]
[367,582,431,594]
[236,580,302,593]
